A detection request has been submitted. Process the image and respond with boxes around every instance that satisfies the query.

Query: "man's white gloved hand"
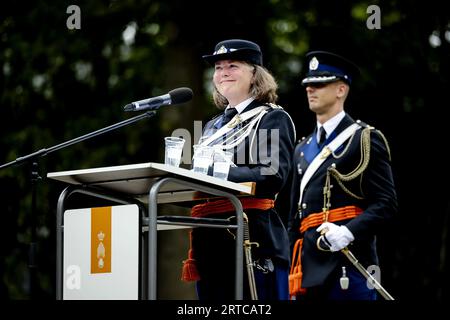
[316,222,355,252]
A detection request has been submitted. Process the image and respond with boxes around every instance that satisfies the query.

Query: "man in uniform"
[288,51,397,300]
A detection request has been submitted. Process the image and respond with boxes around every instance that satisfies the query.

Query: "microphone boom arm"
[0,111,156,170]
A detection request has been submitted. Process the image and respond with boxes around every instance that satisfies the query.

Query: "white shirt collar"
[316,110,346,142]
[225,97,255,114]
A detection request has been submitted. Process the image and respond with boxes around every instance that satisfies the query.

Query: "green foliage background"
[0,0,448,300]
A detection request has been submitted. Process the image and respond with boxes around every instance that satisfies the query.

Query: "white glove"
[316,222,355,252]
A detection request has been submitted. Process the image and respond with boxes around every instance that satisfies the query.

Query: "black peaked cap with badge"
[302,51,360,86]
[202,39,263,66]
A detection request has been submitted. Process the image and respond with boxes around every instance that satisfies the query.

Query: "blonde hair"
[212,64,278,109]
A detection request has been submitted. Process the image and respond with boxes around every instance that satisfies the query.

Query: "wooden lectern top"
[47,162,255,204]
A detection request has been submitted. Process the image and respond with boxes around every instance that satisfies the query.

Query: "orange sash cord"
[181,198,275,282]
[289,205,363,297]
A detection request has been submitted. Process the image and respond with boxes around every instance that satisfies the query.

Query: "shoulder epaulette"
[265,102,283,110]
[356,120,391,161]
[297,134,312,147]
[355,119,374,130]
[261,103,297,141]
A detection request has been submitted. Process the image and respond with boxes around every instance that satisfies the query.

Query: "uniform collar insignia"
[227,114,241,128]
[320,146,332,159]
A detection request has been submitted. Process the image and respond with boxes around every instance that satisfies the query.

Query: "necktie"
[221,108,238,127]
[319,126,326,145]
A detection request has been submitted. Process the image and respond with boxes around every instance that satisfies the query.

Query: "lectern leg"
[148,181,160,300]
[146,177,244,300]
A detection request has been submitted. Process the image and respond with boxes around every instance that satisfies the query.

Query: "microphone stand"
[0,111,156,299]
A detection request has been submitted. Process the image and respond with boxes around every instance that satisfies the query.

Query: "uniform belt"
[289,205,363,297]
[181,197,275,282]
[299,205,363,234]
[191,197,275,217]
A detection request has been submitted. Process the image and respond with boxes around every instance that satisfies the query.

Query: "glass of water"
[192,144,215,174]
[164,137,185,167]
[213,149,234,180]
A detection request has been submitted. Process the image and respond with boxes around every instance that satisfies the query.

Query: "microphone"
[124,87,193,112]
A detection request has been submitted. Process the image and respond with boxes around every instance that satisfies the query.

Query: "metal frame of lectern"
[53,166,246,300]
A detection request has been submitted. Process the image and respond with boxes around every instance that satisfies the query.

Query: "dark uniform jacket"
[193,100,296,279]
[288,114,397,287]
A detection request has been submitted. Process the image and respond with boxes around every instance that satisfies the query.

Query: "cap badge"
[309,56,319,70]
[215,45,228,55]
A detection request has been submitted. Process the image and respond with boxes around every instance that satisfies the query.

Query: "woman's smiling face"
[213,60,255,106]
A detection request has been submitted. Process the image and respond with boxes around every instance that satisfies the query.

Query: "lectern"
[47,162,254,300]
